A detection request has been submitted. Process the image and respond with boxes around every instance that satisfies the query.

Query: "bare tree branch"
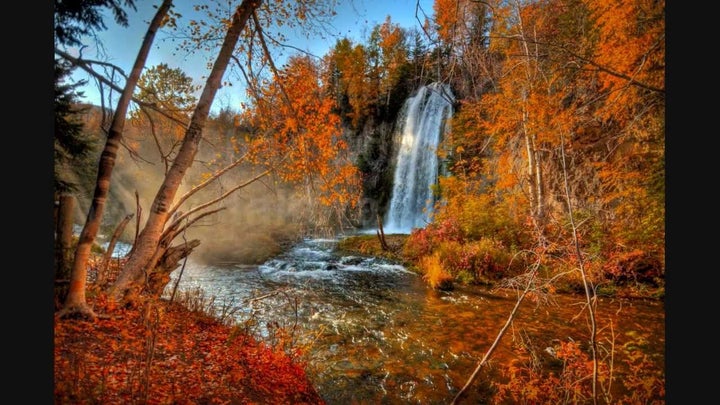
[252,10,295,114]
[55,48,192,127]
[166,150,252,219]
[162,168,272,242]
[452,255,541,404]
[492,35,665,94]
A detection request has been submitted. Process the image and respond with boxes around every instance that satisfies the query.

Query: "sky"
[66,0,436,114]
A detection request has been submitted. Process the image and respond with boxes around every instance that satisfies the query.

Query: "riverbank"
[54,293,324,404]
[336,233,665,300]
[55,233,662,404]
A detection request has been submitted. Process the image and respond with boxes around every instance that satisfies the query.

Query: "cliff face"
[344,115,400,230]
[341,82,415,230]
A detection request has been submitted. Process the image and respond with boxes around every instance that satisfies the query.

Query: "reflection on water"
[167,237,665,404]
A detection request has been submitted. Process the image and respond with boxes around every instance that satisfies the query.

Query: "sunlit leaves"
[372,16,409,105]
[324,37,372,128]
[585,0,665,120]
[417,0,664,290]
[242,54,361,211]
[135,63,198,118]
[433,0,488,49]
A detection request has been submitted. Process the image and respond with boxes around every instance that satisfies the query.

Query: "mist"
[71,106,345,266]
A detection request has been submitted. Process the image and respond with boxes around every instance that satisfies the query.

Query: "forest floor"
[54,292,325,404]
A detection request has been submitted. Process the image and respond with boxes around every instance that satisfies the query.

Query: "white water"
[383,83,454,234]
[163,237,665,404]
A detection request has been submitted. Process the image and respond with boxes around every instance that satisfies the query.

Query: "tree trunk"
[376,214,389,251]
[108,0,262,302]
[58,0,173,320]
[97,213,134,287]
[146,239,201,297]
[54,193,75,309]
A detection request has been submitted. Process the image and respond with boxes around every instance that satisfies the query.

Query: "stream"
[165,236,665,404]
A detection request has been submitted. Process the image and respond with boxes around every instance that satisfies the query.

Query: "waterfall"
[383,82,454,234]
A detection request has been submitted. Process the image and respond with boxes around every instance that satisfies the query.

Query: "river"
[164,236,665,404]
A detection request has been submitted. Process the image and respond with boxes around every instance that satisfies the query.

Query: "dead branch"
[376,214,390,251]
[559,132,599,404]
[166,208,226,243]
[97,213,135,286]
[167,151,252,220]
[54,48,192,127]
[251,11,295,115]
[163,168,271,240]
[451,254,541,404]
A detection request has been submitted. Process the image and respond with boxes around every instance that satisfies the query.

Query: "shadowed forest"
[54,0,665,403]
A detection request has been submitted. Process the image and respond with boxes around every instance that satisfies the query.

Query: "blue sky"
[67,0,435,114]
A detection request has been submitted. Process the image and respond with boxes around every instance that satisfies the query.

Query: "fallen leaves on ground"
[54,293,325,404]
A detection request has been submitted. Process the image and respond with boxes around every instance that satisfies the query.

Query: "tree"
[54,63,96,194]
[57,0,173,320]
[242,54,362,231]
[53,0,138,181]
[432,0,493,97]
[53,0,137,317]
[372,16,410,108]
[54,62,97,309]
[135,63,198,119]
[105,0,360,302]
[107,0,262,302]
[427,0,664,400]
[324,38,372,128]
[130,63,199,173]
[54,0,136,48]
[582,0,665,282]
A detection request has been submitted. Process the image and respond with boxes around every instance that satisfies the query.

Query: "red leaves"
[55,297,324,404]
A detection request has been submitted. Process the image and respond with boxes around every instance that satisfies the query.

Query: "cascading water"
[383,82,454,234]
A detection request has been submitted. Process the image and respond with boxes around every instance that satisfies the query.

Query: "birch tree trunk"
[108,0,262,302]
[58,0,173,320]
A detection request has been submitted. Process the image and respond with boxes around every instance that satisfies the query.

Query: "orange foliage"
[433,0,484,48]
[492,338,664,404]
[419,252,453,290]
[585,0,665,122]
[374,16,408,101]
[324,38,372,128]
[434,0,664,289]
[433,0,459,45]
[587,0,665,278]
[54,294,324,404]
[243,55,361,211]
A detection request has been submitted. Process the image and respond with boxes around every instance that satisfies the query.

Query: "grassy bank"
[335,233,664,300]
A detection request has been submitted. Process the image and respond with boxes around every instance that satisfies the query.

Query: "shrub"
[465,238,515,281]
[402,227,435,262]
[419,253,453,290]
[401,218,463,262]
[603,248,663,286]
[418,237,516,286]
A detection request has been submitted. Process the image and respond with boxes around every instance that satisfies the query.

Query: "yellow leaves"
[420,252,453,290]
